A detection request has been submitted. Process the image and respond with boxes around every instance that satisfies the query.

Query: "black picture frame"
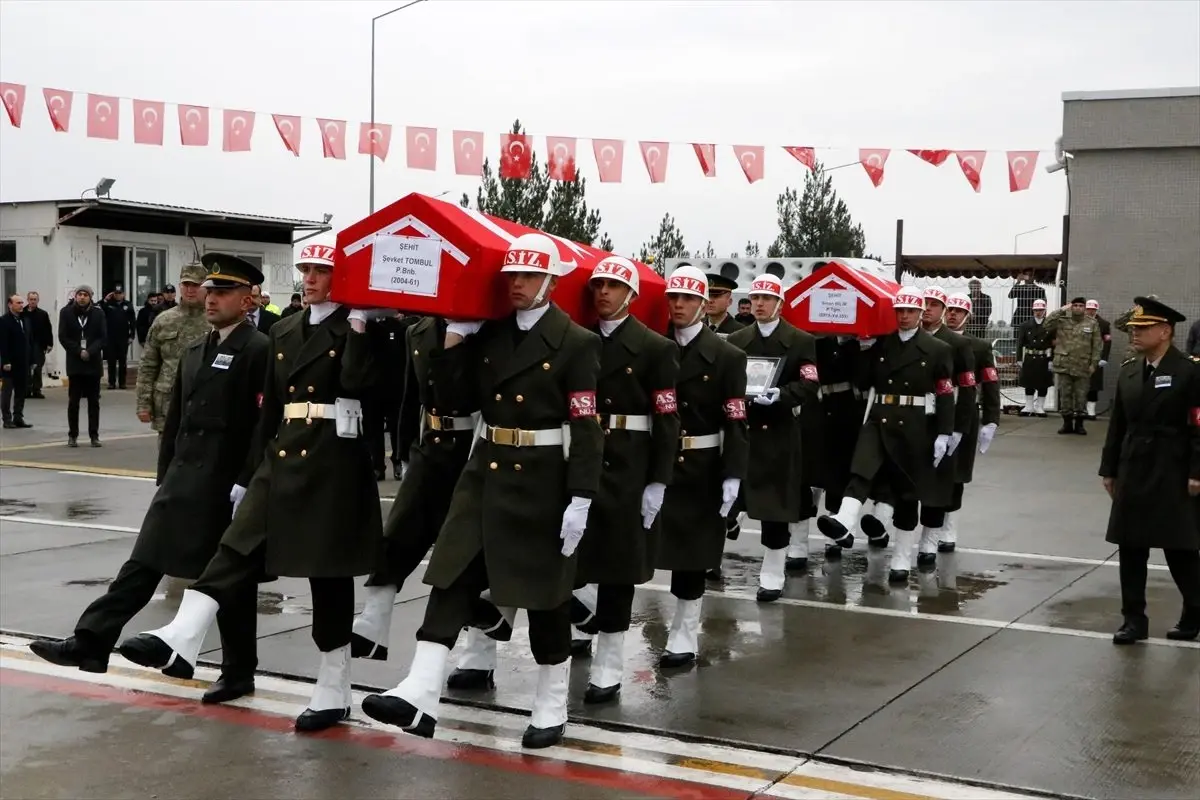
[745,356,783,397]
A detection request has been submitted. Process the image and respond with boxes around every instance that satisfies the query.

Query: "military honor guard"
[654,267,748,665]
[938,293,1002,552]
[1084,299,1111,419]
[359,233,604,750]
[1016,298,1053,417]
[725,275,820,601]
[817,286,956,583]
[1045,297,1103,435]
[1099,297,1200,643]
[119,243,385,733]
[31,255,269,703]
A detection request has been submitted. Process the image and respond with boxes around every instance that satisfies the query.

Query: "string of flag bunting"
[0,82,1046,193]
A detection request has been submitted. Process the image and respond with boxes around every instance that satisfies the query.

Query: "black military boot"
[1057,416,1074,434]
[1112,616,1149,644]
[1166,608,1200,641]
[29,636,108,673]
[1074,415,1087,435]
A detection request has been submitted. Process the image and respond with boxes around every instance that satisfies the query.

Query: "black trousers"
[194,544,354,653]
[670,570,706,601]
[106,347,127,388]
[418,553,571,665]
[574,583,636,634]
[1119,547,1200,621]
[74,558,258,678]
[1,373,26,422]
[847,460,924,531]
[383,400,401,465]
[366,507,441,590]
[364,396,402,471]
[761,520,791,550]
[67,374,101,439]
[29,349,45,395]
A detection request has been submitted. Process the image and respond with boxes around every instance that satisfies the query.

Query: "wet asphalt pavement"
[1,388,1197,799]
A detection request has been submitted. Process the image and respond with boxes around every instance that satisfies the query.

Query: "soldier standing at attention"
[725,275,820,602]
[1016,298,1054,417]
[702,272,747,563]
[1085,299,1111,419]
[136,264,209,438]
[1100,297,1200,644]
[1046,297,1103,435]
[30,255,269,703]
[360,233,603,750]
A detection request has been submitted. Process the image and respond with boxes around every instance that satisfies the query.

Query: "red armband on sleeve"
[981,367,999,383]
[257,393,264,408]
[935,378,955,396]
[653,389,677,414]
[800,363,819,382]
[957,371,977,387]
[724,398,747,420]
[569,391,597,419]
[1103,334,1112,342]
[1190,407,1200,427]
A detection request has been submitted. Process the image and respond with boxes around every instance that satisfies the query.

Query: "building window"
[1,267,15,300]
[0,240,15,263]
[1,239,15,300]
[132,247,167,307]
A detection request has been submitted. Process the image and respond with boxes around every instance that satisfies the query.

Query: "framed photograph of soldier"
[745,356,783,397]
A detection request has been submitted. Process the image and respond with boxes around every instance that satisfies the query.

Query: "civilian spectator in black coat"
[21,291,53,398]
[965,280,992,339]
[1,293,33,428]
[58,286,108,446]
[136,293,164,345]
[1008,269,1046,328]
[1188,318,1200,356]
[280,293,304,318]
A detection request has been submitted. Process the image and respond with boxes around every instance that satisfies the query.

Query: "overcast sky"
[1,0,1198,262]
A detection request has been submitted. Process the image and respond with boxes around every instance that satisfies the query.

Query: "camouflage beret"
[178,262,207,285]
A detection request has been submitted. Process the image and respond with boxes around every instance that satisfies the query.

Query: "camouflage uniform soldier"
[136,264,209,434]
[1045,297,1103,435]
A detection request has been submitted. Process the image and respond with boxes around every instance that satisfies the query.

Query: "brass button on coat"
[494,393,502,401]
[516,395,524,403]
[278,449,286,457]
[542,362,551,370]
[301,449,308,457]
[288,385,295,393]
[307,386,315,393]
[489,461,499,470]
[514,464,522,471]
[329,350,336,357]
[625,366,633,374]
[277,353,284,360]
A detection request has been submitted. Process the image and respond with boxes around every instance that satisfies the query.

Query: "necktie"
[1144,362,1155,383]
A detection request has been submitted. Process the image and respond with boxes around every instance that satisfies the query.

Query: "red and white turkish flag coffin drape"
[331,193,668,330]
[782,261,901,338]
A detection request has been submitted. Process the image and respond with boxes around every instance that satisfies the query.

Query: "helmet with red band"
[665,266,709,300]
[894,286,925,310]
[946,292,972,313]
[590,256,640,296]
[500,233,563,277]
[923,285,948,307]
[748,275,784,301]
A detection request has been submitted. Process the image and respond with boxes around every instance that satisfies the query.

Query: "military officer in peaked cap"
[361,233,604,750]
[32,254,270,704]
[119,241,387,733]
[1100,297,1200,644]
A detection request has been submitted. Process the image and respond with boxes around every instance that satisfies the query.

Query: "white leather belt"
[283,402,334,420]
[482,424,564,448]
[426,413,474,432]
[602,414,651,432]
[680,433,721,450]
[877,394,926,407]
[1024,349,1051,357]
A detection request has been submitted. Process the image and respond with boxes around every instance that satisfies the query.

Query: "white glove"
[977,423,997,454]
[932,434,951,467]
[641,482,666,528]
[858,337,877,351]
[347,309,370,324]
[718,477,741,517]
[753,387,781,406]
[947,431,964,455]
[446,320,484,339]
[229,484,247,515]
[560,496,592,556]
[1098,360,1107,368]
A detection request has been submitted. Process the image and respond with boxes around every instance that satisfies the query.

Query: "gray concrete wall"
[1063,94,1200,151]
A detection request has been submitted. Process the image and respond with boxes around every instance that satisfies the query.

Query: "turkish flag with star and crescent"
[784,146,816,171]
[639,141,669,183]
[1006,150,1039,192]
[358,122,391,161]
[177,104,209,146]
[592,139,624,183]
[222,109,255,152]
[318,119,347,159]
[909,149,951,167]
[859,148,890,187]
[692,143,717,177]
[132,100,164,146]
[546,136,577,181]
[956,150,986,193]
[1,83,26,128]
[273,114,302,156]
[453,130,483,176]
[733,145,764,183]
[42,88,73,133]
[87,94,119,140]
[406,126,437,170]
[500,133,532,179]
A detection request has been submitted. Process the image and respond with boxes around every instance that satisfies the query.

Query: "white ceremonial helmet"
[500,232,563,277]
[590,256,640,296]
[748,274,785,301]
[946,292,973,313]
[1085,299,1099,310]
[296,234,336,269]
[923,285,949,306]
[1032,298,1048,311]
[665,266,709,299]
[894,286,926,310]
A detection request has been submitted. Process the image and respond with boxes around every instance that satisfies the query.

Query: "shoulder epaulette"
[1122,356,1137,365]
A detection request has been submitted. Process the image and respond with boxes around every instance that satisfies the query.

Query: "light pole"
[1013,226,1048,254]
[370,0,428,215]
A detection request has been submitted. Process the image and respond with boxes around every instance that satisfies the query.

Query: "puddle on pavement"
[256,591,310,615]
[0,498,37,515]
[64,578,113,587]
[61,500,107,521]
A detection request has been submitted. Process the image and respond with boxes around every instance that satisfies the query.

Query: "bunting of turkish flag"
[784,146,815,171]
[317,118,346,159]
[86,94,119,140]
[43,88,73,132]
[453,130,483,176]
[639,141,669,183]
[132,100,164,146]
[274,114,302,156]
[178,105,209,146]
[592,139,624,183]
[692,143,716,177]
[359,122,391,161]
[909,149,950,167]
[546,136,577,181]
[1,83,26,127]
[733,145,764,183]
[956,150,986,192]
[859,148,889,187]
[222,109,255,152]
[500,133,531,179]
[406,126,436,170]
[1006,150,1038,192]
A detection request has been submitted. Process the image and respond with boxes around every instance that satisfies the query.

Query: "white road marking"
[58,470,155,483]
[0,515,140,534]
[0,635,1040,800]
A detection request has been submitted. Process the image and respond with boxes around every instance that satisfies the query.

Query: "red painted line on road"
[0,668,749,800]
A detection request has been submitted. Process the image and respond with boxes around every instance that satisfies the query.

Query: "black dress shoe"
[522,722,565,749]
[349,633,388,661]
[361,693,436,737]
[295,706,349,732]
[937,542,956,553]
[118,633,194,679]
[446,668,495,690]
[916,552,937,567]
[67,437,78,447]
[824,543,844,560]
[859,515,890,549]
[1166,611,1200,641]
[202,676,255,704]
[1112,619,1149,644]
[816,515,854,549]
[658,651,695,668]
[90,438,102,448]
[29,637,108,673]
[888,569,910,584]
[2,422,14,429]
[583,683,620,704]
[392,464,403,480]
[785,557,808,572]
[756,587,782,603]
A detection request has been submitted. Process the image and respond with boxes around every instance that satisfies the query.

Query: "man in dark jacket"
[1,293,33,428]
[21,291,53,398]
[1008,269,1046,328]
[1085,300,1112,419]
[101,286,136,389]
[965,280,992,338]
[136,293,164,345]
[58,285,107,447]
[29,256,269,702]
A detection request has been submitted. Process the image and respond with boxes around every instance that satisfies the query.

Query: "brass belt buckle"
[611,414,627,429]
[490,426,520,446]
[427,414,443,431]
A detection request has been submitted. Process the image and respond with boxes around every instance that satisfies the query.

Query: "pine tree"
[637,213,689,275]
[598,232,615,252]
[768,158,868,257]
